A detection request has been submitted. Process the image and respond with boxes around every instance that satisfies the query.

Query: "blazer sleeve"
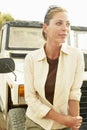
[69,50,85,101]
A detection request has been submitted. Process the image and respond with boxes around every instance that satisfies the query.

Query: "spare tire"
[7,108,26,130]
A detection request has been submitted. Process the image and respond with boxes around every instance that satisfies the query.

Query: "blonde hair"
[42,5,68,40]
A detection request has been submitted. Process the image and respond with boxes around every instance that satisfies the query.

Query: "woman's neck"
[44,43,62,59]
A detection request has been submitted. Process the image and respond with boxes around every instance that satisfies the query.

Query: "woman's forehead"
[52,12,69,21]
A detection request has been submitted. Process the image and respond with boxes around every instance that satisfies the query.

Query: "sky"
[0,0,87,26]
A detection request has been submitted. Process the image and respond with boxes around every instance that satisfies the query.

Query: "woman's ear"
[42,23,48,33]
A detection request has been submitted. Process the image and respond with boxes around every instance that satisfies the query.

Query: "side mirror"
[0,58,15,112]
[0,58,15,73]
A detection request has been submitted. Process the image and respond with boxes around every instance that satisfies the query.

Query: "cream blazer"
[24,44,84,130]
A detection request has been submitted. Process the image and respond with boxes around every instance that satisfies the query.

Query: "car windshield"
[9,26,44,50]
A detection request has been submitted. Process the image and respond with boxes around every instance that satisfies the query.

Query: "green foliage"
[0,12,14,29]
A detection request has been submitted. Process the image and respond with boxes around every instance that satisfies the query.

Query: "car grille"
[80,81,87,125]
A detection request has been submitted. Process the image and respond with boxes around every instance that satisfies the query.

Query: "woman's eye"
[66,22,70,27]
[56,21,70,27]
[56,22,62,26]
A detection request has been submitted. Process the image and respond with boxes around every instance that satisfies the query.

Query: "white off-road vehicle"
[0,20,44,129]
[0,21,87,130]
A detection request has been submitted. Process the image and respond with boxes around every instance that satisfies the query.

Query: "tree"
[0,12,14,29]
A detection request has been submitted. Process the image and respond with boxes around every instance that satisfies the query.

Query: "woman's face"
[43,12,70,44]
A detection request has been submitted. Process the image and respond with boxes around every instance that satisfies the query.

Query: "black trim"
[10,53,27,58]
[71,26,87,31]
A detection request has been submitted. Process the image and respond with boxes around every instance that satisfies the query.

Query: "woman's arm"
[45,107,82,129]
[69,100,80,116]
[67,50,84,129]
[68,100,82,130]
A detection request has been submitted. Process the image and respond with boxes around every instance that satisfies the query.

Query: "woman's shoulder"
[25,46,45,60]
[66,45,83,55]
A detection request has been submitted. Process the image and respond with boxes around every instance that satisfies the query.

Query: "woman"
[24,5,84,130]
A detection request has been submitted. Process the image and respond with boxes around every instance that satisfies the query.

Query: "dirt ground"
[0,112,6,130]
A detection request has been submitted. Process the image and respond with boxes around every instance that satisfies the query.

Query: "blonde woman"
[24,5,84,130]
